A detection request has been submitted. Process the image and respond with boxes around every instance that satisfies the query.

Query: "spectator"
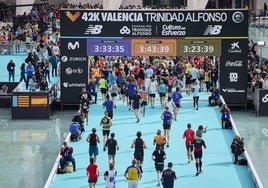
[19,63,26,83]
[59,141,76,172]
[28,74,37,91]
[39,76,48,91]
[49,55,58,77]
[26,62,35,90]
[7,59,15,82]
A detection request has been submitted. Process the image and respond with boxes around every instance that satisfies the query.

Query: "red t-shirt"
[86,164,98,180]
[183,129,195,146]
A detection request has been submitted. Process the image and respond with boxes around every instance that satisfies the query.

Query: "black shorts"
[111,93,117,97]
[175,103,181,108]
[191,79,197,83]
[133,104,140,110]
[134,153,144,161]
[194,150,203,159]
[102,130,110,136]
[167,86,172,93]
[82,109,89,114]
[107,111,113,119]
[186,145,193,152]
[159,93,166,98]
[141,101,147,106]
[155,163,164,172]
[88,179,98,183]
[163,122,171,130]
[149,94,156,98]
[100,88,107,94]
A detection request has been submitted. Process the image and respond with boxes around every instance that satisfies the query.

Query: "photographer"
[220,104,231,129]
[59,142,76,172]
[208,86,220,106]
[39,76,48,91]
[230,135,245,164]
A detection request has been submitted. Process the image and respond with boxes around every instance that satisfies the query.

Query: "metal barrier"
[0,42,38,54]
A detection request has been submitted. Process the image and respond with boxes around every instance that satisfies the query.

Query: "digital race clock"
[87,38,131,56]
[132,39,177,56]
[177,39,221,56]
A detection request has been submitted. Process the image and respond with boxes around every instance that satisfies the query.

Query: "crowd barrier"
[220,96,264,188]
[0,42,38,54]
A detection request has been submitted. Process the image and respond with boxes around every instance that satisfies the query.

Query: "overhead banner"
[60,9,248,37]
[220,39,248,105]
[60,38,88,104]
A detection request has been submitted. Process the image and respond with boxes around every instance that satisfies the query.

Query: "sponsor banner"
[87,38,132,56]
[259,89,268,116]
[60,9,248,37]
[60,38,87,57]
[61,61,88,104]
[220,39,248,105]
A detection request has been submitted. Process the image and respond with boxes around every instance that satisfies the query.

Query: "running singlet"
[89,133,97,146]
[162,110,172,124]
[134,138,144,155]
[105,169,117,188]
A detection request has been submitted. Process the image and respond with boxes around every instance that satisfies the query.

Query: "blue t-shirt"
[103,99,113,111]
[162,110,172,124]
[172,91,183,105]
[127,82,137,97]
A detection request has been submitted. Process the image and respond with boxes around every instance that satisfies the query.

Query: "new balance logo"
[68,41,80,50]
[203,25,222,35]
[66,11,81,22]
[84,25,103,35]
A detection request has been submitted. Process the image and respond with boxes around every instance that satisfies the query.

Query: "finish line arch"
[60,9,248,106]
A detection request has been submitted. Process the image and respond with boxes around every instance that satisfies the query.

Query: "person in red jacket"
[86,157,99,188]
[59,141,76,172]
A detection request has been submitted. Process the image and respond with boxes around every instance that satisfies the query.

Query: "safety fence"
[0,42,38,54]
